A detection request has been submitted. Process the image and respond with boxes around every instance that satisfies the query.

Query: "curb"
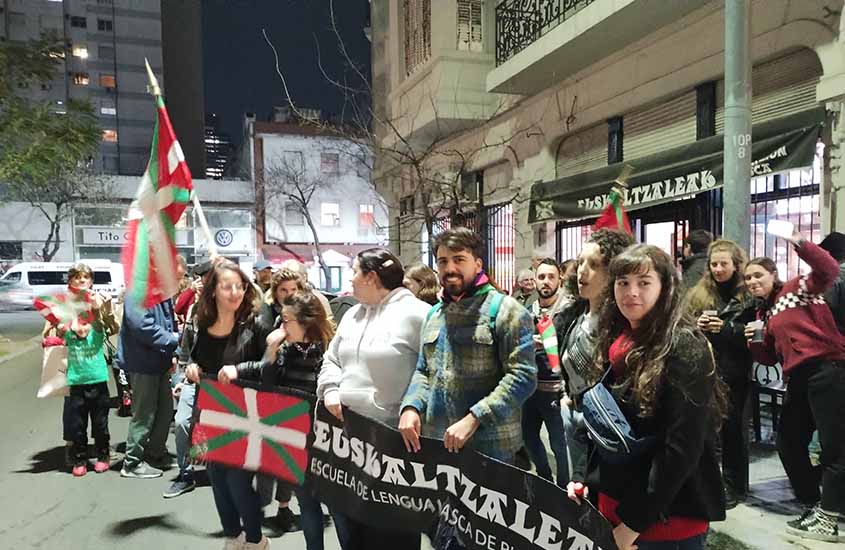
[0,337,41,366]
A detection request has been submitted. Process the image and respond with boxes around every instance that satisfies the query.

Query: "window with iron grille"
[70,16,87,28]
[97,18,113,32]
[457,0,482,52]
[403,0,431,76]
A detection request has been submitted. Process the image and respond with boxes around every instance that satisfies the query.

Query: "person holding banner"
[317,248,430,550]
[399,227,536,459]
[223,290,349,550]
[181,259,270,550]
[568,245,726,550]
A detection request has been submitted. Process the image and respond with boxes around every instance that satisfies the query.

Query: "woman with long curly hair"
[686,239,756,508]
[744,229,845,542]
[567,244,726,550]
[179,259,271,550]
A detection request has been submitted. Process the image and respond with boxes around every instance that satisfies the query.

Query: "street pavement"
[0,310,45,342]
[0,345,347,550]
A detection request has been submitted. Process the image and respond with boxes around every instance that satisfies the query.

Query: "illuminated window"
[72,45,88,59]
[72,72,89,86]
[321,202,340,226]
[102,129,118,143]
[100,107,116,116]
[99,74,116,89]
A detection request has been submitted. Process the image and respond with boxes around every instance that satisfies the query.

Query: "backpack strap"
[488,291,504,333]
[426,302,443,323]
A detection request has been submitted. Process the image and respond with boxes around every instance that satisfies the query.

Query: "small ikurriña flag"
[594,188,632,235]
[34,289,95,327]
[121,92,193,308]
[190,379,312,485]
[536,315,560,374]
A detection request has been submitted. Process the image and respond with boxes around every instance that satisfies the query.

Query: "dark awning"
[528,108,825,224]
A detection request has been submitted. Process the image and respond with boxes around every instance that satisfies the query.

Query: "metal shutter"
[555,124,608,178]
[715,49,821,133]
[624,91,697,161]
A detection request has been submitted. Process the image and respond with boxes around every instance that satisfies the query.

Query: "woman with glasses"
[317,248,431,550]
[180,259,271,550]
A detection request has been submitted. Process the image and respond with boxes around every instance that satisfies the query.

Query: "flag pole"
[144,58,218,258]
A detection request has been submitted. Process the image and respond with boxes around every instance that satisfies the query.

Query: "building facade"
[371,0,845,283]
[0,176,256,266]
[241,115,387,294]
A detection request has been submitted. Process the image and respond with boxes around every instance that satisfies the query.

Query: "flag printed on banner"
[190,380,311,485]
[34,289,95,327]
[121,90,193,308]
[536,315,560,374]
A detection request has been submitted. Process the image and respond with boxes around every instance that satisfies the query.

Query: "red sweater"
[750,241,845,376]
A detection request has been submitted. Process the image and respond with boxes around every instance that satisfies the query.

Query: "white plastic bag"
[37,345,69,398]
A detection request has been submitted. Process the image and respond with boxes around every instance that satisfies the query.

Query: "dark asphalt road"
[0,346,345,550]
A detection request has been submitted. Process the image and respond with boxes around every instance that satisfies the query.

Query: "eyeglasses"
[217,283,246,294]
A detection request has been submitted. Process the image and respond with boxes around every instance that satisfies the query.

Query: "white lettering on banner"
[576,169,718,211]
[750,145,788,176]
[311,418,603,550]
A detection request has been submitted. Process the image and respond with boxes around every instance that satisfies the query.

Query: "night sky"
[202,0,371,144]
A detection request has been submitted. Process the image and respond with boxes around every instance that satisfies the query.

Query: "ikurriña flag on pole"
[594,164,634,235]
[120,59,192,308]
[190,379,312,485]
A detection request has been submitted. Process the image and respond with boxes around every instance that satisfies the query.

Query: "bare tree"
[5,166,114,261]
[263,151,333,286]
[260,5,543,259]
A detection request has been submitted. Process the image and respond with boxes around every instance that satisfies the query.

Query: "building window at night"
[97,19,113,32]
[72,45,88,59]
[403,0,431,76]
[72,72,89,86]
[320,153,339,175]
[99,74,116,89]
[70,16,87,28]
[457,0,483,52]
[102,129,118,142]
[321,202,341,226]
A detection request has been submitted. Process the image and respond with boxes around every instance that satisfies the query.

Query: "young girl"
[52,263,119,477]
[180,259,269,550]
[222,291,349,550]
[568,244,726,550]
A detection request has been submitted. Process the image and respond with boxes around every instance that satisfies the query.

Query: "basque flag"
[190,379,312,485]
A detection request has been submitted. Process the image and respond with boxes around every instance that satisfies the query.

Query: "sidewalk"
[712,440,836,550]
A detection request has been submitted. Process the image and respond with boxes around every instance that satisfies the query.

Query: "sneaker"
[94,459,110,473]
[786,506,841,542]
[120,461,163,479]
[163,476,196,499]
[786,503,818,529]
[222,533,245,550]
[242,536,270,550]
[269,506,299,533]
[146,454,177,470]
[72,462,87,477]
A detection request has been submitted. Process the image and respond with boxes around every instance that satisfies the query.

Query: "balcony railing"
[495,0,597,65]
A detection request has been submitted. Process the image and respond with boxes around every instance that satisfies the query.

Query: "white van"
[0,260,124,309]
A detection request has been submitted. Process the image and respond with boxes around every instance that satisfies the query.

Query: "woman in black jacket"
[181,259,270,550]
[222,291,349,550]
[686,239,756,508]
[568,245,727,550]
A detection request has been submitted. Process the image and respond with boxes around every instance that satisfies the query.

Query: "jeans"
[174,381,196,478]
[295,484,351,550]
[560,399,589,481]
[521,390,569,485]
[721,376,750,496]
[636,534,706,550]
[777,360,845,513]
[125,372,173,468]
[207,463,263,543]
[66,382,110,459]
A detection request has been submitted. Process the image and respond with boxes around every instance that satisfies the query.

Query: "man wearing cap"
[253,259,274,295]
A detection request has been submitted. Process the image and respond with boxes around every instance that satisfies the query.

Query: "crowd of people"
[43,224,845,549]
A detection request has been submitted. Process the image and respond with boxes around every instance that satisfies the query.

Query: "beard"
[537,285,558,299]
[440,273,475,297]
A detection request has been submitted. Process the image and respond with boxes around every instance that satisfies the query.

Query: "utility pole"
[723,0,752,250]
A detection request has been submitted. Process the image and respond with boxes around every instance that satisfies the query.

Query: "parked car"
[0,260,124,310]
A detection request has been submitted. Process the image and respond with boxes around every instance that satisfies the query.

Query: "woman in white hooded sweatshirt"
[317,247,430,550]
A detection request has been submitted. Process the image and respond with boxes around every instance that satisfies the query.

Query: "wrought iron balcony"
[495,0,597,65]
